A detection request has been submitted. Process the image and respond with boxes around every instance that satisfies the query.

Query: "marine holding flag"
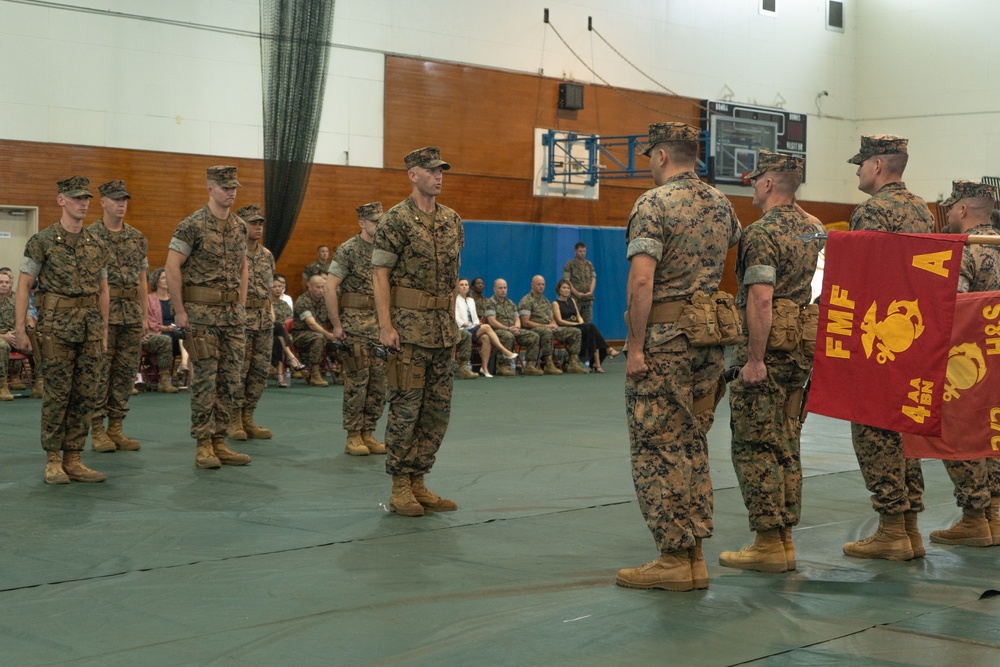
[843,134,936,561]
[719,151,820,574]
[929,180,1000,547]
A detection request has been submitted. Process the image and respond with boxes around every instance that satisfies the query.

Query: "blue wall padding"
[459,220,629,339]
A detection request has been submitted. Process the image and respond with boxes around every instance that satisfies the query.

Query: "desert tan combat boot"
[90,418,116,453]
[616,551,694,591]
[308,365,329,387]
[456,366,478,380]
[542,357,563,375]
[389,474,424,516]
[107,419,140,451]
[410,474,458,511]
[930,508,993,547]
[987,498,1000,545]
[212,436,252,466]
[522,361,544,376]
[242,409,272,439]
[780,526,797,570]
[344,431,370,456]
[689,538,709,589]
[195,438,221,469]
[0,384,13,401]
[494,363,515,377]
[843,513,914,560]
[158,374,179,393]
[30,377,44,399]
[62,451,106,483]
[904,511,925,558]
[229,411,247,441]
[564,356,587,374]
[44,451,70,485]
[361,431,386,454]
[719,529,788,573]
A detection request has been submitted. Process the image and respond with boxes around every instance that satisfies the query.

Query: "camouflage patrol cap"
[98,179,131,199]
[207,165,241,188]
[847,134,908,165]
[57,176,93,198]
[941,180,996,207]
[641,122,700,156]
[236,204,264,223]
[747,150,804,180]
[404,146,451,171]
[355,201,383,221]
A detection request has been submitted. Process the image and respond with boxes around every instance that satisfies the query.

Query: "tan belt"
[41,293,98,309]
[109,286,139,300]
[183,286,240,304]
[646,299,686,324]
[245,297,269,309]
[390,286,451,311]
[340,292,374,309]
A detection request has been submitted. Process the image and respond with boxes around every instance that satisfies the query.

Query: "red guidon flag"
[904,291,1000,458]
[807,231,965,436]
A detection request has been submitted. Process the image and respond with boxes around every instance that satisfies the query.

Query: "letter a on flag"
[806,231,965,436]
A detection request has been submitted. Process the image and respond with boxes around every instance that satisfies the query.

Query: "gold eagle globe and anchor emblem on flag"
[942,342,988,402]
[860,299,925,364]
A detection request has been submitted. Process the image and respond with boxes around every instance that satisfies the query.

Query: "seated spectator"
[517,275,586,374]
[470,276,487,322]
[455,278,517,378]
[275,272,294,312]
[269,276,303,387]
[552,279,618,373]
[454,329,478,380]
[150,267,190,385]
[292,274,341,387]
[0,270,18,400]
[485,278,542,376]
[143,277,180,393]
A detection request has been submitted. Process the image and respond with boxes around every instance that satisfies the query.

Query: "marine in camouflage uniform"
[932,180,1000,547]
[292,275,341,387]
[15,176,111,484]
[616,123,741,591]
[0,279,17,400]
[563,243,596,323]
[165,166,251,470]
[517,276,585,374]
[325,202,388,456]
[372,146,462,517]
[844,135,935,560]
[720,151,820,573]
[301,246,330,291]
[88,180,154,454]
[484,278,541,376]
[231,205,274,441]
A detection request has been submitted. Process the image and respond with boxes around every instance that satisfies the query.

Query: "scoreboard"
[701,100,807,185]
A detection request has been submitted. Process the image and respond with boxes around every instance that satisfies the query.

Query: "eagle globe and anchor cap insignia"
[942,342,988,401]
[860,299,925,364]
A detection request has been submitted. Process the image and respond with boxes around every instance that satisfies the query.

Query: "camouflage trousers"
[578,299,593,324]
[95,323,142,421]
[0,339,8,382]
[384,344,455,477]
[237,327,272,410]
[38,333,103,452]
[342,341,387,433]
[533,326,582,361]
[625,337,724,553]
[292,331,340,365]
[456,329,473,364]
[495,329,540,363]
[187,323,245,441]
[942,459,1000,509]
[851,423,925,514]
[729,353,809,532]
[140,333,173,377]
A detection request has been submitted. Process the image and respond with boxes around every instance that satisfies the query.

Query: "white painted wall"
[1,0,997,205]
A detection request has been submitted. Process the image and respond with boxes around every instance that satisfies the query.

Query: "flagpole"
[967,235,1000,245]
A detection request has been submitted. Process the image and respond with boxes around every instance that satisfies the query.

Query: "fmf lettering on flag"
[904,291,1000,459]
[806,231,965,435]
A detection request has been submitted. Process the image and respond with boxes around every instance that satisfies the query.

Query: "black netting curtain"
[259,0,335,260]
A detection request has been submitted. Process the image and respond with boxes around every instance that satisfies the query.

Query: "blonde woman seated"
[552,279,618,373]
[456,278,518,377]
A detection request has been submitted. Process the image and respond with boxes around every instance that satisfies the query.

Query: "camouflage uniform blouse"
[517,292,555,324]
[87,219,148,326]
[21,223,109,343]
[303,260,328,280]
[0,296,14,332]
[328,233,378,341]
[271,297,292,324]
[736,204,820,309]
[168,206,247,327]
[371,196,463,348]
[292,291,330,334]
[562,258,596,302]
[849,182,934,234]
[245,243,275,331]
[484,296,519,327]
[959,223,1000,293]
[626,170,742,348]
